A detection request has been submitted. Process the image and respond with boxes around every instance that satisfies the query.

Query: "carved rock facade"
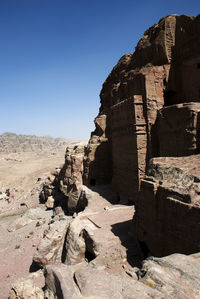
[42,14,200,256]
[83,14,200,255]
[84,14,200,207]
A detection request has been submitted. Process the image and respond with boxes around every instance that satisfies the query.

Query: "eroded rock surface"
[9,278,44,299]
[40,14,200,257]
[41,144,88,214]
[135,155,200,256]
[157,103,200,156]
[139,253,200,298]
[33,215,71,267]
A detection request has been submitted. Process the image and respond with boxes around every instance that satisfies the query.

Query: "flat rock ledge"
[9,186,200,298]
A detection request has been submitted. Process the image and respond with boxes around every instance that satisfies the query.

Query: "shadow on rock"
[29,260,42,273]
[111,219,145,268]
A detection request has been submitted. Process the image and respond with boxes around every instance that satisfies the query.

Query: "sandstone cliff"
[83,14,200,205]
[41,14,200,257]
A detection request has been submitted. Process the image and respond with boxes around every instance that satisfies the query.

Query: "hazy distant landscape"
[0,132,73,154]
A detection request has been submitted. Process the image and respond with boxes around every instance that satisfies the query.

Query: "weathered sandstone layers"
[41,14,200,257]
[82,14,200,256]
[135,155,200,256]
[83,14,200,205]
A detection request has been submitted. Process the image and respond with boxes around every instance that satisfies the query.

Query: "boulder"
[45,263,82,299]
[33,216,71,267]
[9,278,44,299]
[45,196,55,209]
[8,207,45,232]
[74,266,163,298]
[139,253,200,298]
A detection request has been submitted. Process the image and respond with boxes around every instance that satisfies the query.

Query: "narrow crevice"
[73,273,82,294]
[61,226,70,263]
[54,274,64,299]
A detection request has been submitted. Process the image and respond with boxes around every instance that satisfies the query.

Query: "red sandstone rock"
[83,14,200,204]
[157,102,200,156]
[134,155,200,256]
[46,15,200,209]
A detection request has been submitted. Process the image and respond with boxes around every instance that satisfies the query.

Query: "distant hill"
[0,132,73,154]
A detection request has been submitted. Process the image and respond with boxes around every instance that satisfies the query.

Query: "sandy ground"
[0,208,53,299]
[0,151,65,216]
[0,150,66,298]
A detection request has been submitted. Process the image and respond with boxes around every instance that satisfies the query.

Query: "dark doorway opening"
[90,178,96,186]
[139,241,150,259]
[164,90,176,106]
[116,193,120,203]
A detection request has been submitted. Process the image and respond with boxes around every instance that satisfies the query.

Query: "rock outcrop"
[9,278,44,299]
[33,184,200,298]
[156,103,200,156]
[134,154,200,256]
[10,252,200,298]
[33,214,71,267]
[40,144,88,214]
[42,14,200,257]
[81,14,200,206]
[58,145,85,213]
[40,13,200,260]
[81,14,200,255]
[138,253,200,298]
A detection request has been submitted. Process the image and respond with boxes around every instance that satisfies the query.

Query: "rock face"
[9,278,44,299]
[83,114,112,186]
[40,14,200,256]
[80,14,200,255]
[82,14,200,205]
[156,103,200,156]
[58,145,85,213]
[138,253,200,298]
[134,155,200,256]
[40,143,88,214]
[44,253,200,299]
[33,215,71,267]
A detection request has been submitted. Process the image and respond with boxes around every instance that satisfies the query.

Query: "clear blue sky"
[0,0,199,139]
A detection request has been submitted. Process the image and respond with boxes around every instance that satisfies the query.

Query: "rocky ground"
[0,207,53,299]
[1,134,200,298]
[0,133,79,298]
[0,151,63,298]
[9,182,200,298]
[0,151,65,216]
